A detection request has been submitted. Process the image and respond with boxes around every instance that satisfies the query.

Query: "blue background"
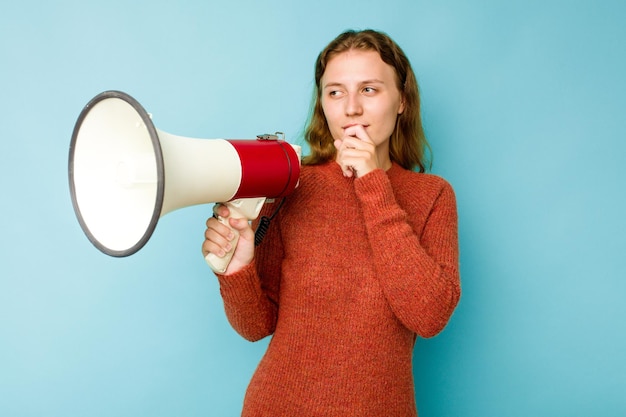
[1,1,625,416]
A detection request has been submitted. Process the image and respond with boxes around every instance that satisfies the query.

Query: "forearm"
[355,169,461,337]
[216,261,278,342]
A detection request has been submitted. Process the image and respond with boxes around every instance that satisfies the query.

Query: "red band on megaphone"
[228,139,300,199]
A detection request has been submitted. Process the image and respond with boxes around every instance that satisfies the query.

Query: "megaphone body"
[69,90,301,273]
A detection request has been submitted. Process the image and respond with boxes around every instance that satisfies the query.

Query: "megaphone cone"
[69,90,301,272]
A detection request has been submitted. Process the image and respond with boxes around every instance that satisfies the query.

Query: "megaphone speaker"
[69,90,301,273]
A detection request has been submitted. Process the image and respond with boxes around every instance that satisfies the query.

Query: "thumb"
[229,217,255,241]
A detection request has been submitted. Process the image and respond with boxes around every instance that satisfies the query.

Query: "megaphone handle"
[205,207,242,274]
[204,198,266,274]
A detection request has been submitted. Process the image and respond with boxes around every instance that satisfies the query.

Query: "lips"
[342,123,369,130]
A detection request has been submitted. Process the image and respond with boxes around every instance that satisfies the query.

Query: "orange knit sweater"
[216,161,460,416]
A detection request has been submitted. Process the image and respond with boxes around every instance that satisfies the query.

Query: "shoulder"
[268,162,338,214]
[388,164,457,208]
[389,163,454,192]
[296,162,344,193]
[300,162,338,180]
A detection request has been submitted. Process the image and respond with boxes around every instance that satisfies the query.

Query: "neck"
[376,144,392,171]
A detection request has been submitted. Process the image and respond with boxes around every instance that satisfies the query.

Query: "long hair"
[303,29,431,172]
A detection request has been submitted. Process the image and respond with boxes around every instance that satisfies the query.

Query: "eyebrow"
[322,79,386,89]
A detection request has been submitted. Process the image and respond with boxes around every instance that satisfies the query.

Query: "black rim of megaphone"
[68,90,165,257]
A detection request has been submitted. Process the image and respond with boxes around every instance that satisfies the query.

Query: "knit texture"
[216,161,461,416]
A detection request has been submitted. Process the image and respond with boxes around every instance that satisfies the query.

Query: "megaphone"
[68,90,301,273]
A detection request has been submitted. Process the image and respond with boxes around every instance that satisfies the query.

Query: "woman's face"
[320,49,405,153]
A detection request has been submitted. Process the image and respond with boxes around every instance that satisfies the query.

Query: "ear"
[398,96,406,115]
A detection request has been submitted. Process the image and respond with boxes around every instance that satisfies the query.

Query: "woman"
[203,29,460,417]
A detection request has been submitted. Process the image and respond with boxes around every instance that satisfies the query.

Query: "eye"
[328,90,345,98]
[362,86,377,95]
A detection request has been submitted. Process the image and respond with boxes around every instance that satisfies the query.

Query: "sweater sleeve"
[214,203,284,342]
[354,169,461,338]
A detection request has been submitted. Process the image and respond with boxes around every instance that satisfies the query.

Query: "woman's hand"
[202,203,255,275]
[333,124,381,178]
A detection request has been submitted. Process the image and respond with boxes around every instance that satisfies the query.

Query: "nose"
[345,91,363,116]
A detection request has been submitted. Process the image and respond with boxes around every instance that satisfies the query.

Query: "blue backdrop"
[1,1,625,416]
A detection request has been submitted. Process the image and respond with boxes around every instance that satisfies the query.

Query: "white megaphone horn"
[68,90,301,273]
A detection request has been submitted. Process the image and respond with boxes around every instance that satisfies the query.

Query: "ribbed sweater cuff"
[354,168,397,213]
[215,261,263,305]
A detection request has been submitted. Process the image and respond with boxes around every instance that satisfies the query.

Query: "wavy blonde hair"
[303,29,431,172]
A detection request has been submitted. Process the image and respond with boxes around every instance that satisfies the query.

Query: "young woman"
[202,29,461,417]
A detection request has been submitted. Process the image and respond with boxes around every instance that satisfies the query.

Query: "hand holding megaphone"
[69,91,301,273]
[204,198,264,274]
